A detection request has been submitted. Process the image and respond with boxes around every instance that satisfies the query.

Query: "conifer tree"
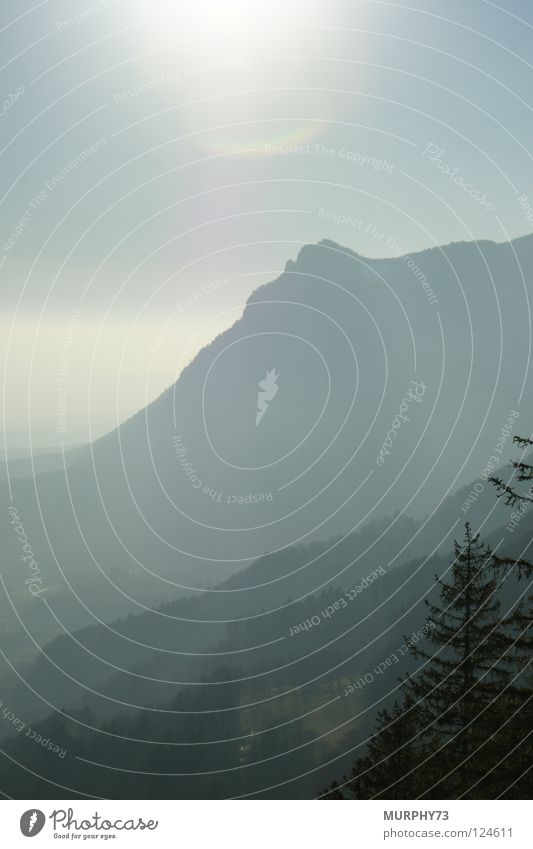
[488,436,533,797]
[323,525,522,798]
[490,434,533,514]
[322,694,427,799]
[402,524,519,797]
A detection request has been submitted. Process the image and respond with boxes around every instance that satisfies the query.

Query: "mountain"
[2,232,533,796]
[1,235,532,677]
[0,506,529,799]
[0,474,528,745]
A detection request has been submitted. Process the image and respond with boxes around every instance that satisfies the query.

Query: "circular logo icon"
[20,809,46,837]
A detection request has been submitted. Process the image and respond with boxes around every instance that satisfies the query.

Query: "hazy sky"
[2,0,533,447]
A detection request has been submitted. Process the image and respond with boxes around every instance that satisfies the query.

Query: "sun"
[140,0,287,62]
[133,0,327,155]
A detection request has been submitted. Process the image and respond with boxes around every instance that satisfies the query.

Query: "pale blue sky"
[1,0,532,445]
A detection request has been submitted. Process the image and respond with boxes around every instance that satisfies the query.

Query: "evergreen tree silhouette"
[322,525,524,799]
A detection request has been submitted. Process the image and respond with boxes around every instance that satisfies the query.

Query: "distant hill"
[1,235,531,679]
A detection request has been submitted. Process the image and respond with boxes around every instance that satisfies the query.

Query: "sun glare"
[143,0,272,54]
[140,0,289,61]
